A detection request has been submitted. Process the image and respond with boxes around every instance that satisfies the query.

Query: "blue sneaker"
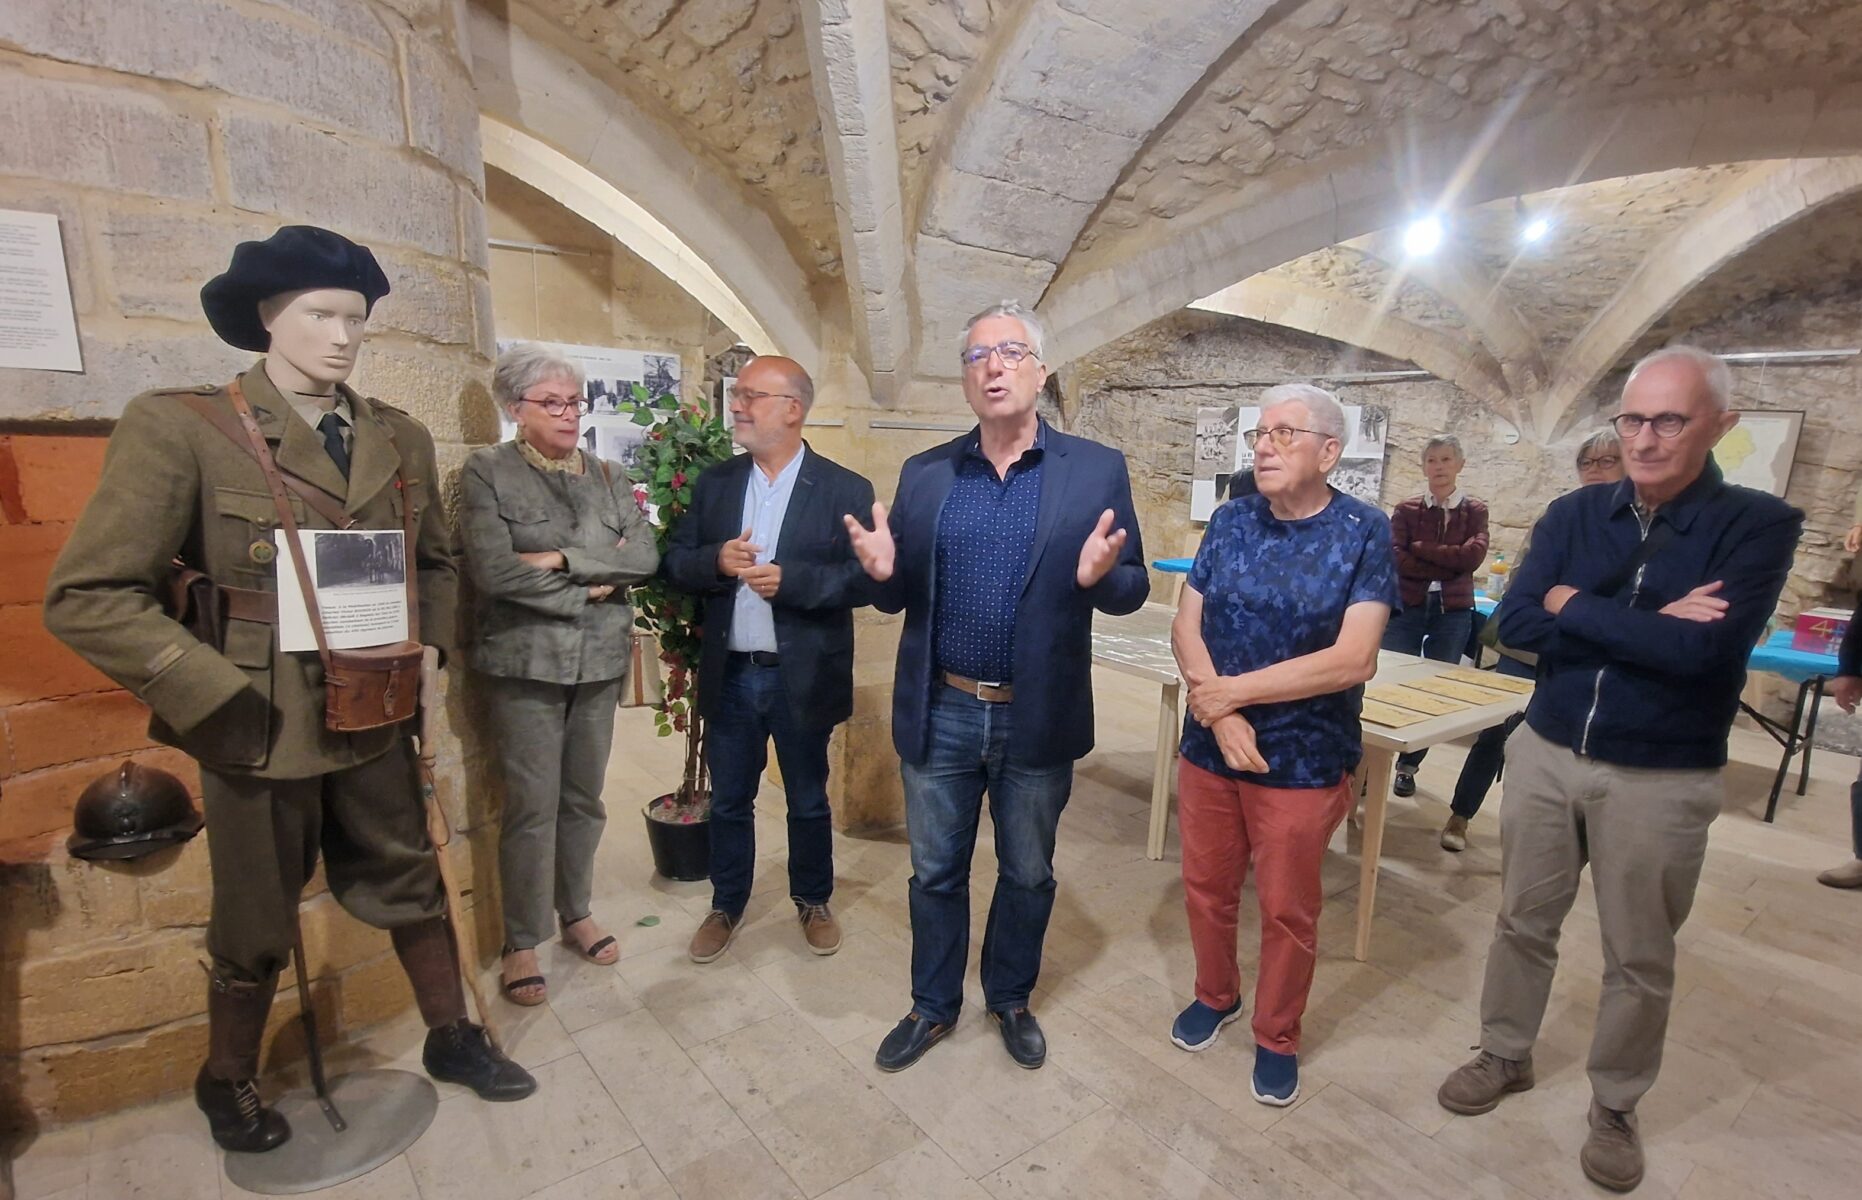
[1251,1045,1300,1106]
[1170,999,1243,1052]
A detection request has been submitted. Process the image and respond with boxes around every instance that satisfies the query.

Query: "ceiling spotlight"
[1520,216,1552,244]
[1402,215,1444,257]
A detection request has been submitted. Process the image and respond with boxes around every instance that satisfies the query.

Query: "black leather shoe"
[1393,768,1417,798]
[992,1007,1046,1069]
[423,1020,538,1101]
[875,1012,952,1073]
[195,1063,291,1153]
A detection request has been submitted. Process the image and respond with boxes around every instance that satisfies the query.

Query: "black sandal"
[559,914,619,964]
[500,946,547,1007]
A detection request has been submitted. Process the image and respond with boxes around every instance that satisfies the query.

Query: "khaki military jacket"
[43,362,459,780]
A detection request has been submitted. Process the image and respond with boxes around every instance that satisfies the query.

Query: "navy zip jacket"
[1496,457,1802,769]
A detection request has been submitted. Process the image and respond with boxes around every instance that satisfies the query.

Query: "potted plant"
[618,382,735,881]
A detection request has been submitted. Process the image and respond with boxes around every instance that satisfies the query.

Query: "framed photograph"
[1716,410,1804,497]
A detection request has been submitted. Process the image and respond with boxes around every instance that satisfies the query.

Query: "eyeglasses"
[727,387,799,405]
[959,341,1037,368]
[1610,412,1690,439]
[1577,455,1621,471]
[1243,425,1331,449]
[521,395,591,417]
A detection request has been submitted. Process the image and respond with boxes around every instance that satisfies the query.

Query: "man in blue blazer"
[846,301,1149,1071]
[663,356,875,963]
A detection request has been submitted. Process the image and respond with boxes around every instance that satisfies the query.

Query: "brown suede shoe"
[1580,1100,1644,1192]
[799,903,842,956]
[1437,1049,1534,1115]
[688,910,740,964]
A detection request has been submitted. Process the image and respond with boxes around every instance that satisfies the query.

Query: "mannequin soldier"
[43,226,535,1154]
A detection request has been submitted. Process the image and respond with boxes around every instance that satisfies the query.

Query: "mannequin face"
[260,288,369,390]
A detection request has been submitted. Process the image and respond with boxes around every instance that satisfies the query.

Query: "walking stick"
[291,913,347,1131]
[417,648,502,1050]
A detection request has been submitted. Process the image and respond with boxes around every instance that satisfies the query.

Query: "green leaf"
[631,408,655,427]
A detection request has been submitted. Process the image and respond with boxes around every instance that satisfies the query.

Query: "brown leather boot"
[392,916,537,1102]
[196,972,290,1153]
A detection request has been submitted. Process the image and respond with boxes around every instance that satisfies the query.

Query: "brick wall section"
[0,0,495,1129]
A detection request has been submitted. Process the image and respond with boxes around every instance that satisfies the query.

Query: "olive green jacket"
[43,363,459,780]
[458,441,659,684]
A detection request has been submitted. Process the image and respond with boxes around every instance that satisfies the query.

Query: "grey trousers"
[488,675,624,949]
[1478,724,1724,1111]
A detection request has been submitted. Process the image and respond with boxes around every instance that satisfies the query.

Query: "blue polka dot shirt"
[934,422,1047,682]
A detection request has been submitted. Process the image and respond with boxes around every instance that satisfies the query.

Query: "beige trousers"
[1478,724,1724,1111]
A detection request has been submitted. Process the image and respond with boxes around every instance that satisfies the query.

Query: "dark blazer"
[661,445,875,729]
[873,425,1150,769]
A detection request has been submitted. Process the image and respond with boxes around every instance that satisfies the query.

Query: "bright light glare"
[1402,216,1444,256]
[1520,216,1552,244]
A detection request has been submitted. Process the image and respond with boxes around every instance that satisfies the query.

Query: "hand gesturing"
[843,501,895,582]
[1076,508,1128,588]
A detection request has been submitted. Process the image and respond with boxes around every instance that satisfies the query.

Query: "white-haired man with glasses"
[1438,346,1802,1193]
[845,301,1149,1073]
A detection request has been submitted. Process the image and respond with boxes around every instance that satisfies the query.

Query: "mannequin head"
[258,288,369,394]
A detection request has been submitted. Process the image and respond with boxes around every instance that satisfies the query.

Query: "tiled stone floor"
[8,667,1862,1199]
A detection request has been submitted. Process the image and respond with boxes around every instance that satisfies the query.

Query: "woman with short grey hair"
[461,342,660,1005]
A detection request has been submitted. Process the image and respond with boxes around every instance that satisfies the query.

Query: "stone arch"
[1038,87,1862,371]
[1535,156,1862,438]
[467,3,822,369]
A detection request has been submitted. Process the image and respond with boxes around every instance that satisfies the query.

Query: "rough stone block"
[24,1013,208,1123]
[0,839,145,961]
[369,250,478,346]
[222,114,459,259]
[137,831,214,929]
[336,948,415,1030]
[297,893,395,978]
[0,0,404,145]
[0,70,213,201]
[258,0,395,53]
[403,29,486,184]
[948,97,1140,205]
[913,235,1058,375]
[1054,0,1268,61]
[98,206,273,323]
[6,435,107,524]
[348,344,491,445]
[0,521,72,607]
[5,690,155,774]
[997,6,1208,141]
[6,926,206,1052]
[0,608,116,709]
[921,169,1094,265]
[0,331,249,423]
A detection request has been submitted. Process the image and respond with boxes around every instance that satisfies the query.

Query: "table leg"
[1797,677,1825,797]
[1353,747,1397,962]
[1147,680,1181,861]
[1764,677,1812,824]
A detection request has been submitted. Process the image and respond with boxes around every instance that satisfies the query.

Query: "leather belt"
[730,650,781,667]
[942,671,1013,703]
[222,584,278,624]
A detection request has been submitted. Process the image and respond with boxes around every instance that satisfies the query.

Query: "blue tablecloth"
[1749,629,1841,685]
[1153,557,1193,574]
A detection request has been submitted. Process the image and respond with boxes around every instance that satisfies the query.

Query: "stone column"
[0,0,493,1127]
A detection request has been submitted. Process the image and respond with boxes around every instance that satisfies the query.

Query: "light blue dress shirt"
[727,446,806,653]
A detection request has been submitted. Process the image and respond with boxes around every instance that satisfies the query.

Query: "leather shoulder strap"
[227,378,334,669]
[176,388,356,530]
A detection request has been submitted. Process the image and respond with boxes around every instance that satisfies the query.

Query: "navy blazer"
[661,446,876,730]
[873,425,1150,768]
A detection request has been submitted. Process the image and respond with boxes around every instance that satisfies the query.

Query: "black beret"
[200,225,392,352]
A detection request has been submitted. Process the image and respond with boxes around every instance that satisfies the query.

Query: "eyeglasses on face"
[521,395,591,417]
[1610,412,1690,439]
[959,341,1036,368]
[1242,425,1330,450]
[1577,454,1621,471]
[727,387,799,405]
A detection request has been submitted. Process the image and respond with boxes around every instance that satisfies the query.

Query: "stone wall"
[0,0,492,1132]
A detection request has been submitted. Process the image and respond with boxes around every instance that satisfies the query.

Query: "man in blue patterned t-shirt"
[1169,383,1399,1108]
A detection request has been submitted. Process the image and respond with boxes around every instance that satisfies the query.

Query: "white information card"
[0,209,83,372]
[275,529,411,652]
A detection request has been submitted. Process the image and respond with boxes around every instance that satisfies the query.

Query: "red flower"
[671,472,686,488]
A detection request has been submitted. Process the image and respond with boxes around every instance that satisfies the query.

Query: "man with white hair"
[846,301,1149,1073]
[1439,346,1803,1193]
[1169,383,1398,1107]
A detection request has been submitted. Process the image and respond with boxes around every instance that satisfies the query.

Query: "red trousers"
[1178,758,1352,1055]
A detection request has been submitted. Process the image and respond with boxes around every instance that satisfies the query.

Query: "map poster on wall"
[1715,410,1804,498]
[494,338,682,471]
[1191,403,1389,521]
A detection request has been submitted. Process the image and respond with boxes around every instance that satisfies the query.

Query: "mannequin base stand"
[221,1069,436,1195]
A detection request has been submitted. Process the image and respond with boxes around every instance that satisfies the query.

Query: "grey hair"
[1259,382,1347,442]
[963,300,1045,360]
[1575,428,1622,468]
[1626,344,1732,411]
[492,342,583,409]
[1422,433,1465,463]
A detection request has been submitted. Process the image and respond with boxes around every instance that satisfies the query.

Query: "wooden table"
[1090,607,1533,961]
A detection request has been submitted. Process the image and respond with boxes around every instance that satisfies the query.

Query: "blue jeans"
[1447,656,1536,820]
[1382,593,1475,770]
[704,655,834,918]
[902,687,1073,1026]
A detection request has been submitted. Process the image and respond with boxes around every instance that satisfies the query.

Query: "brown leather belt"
[942,671,1013,703]
[222,584,278,624]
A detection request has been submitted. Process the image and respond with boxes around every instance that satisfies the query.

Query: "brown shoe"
[688,910,740,963]
[798,902,842,956]
[1437,1049,1534,1115]
[1581,1100,1644,1192]
[1817,858,1862,888]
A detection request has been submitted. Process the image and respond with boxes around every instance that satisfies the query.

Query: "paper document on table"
[1403,676,1519,705]
[1364,685,1471,716]
[275,529,410,652]
[1362,699,1431,728]
[1437,667,1533,694]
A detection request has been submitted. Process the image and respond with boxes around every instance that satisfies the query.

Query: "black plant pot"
[643,802,711,882]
